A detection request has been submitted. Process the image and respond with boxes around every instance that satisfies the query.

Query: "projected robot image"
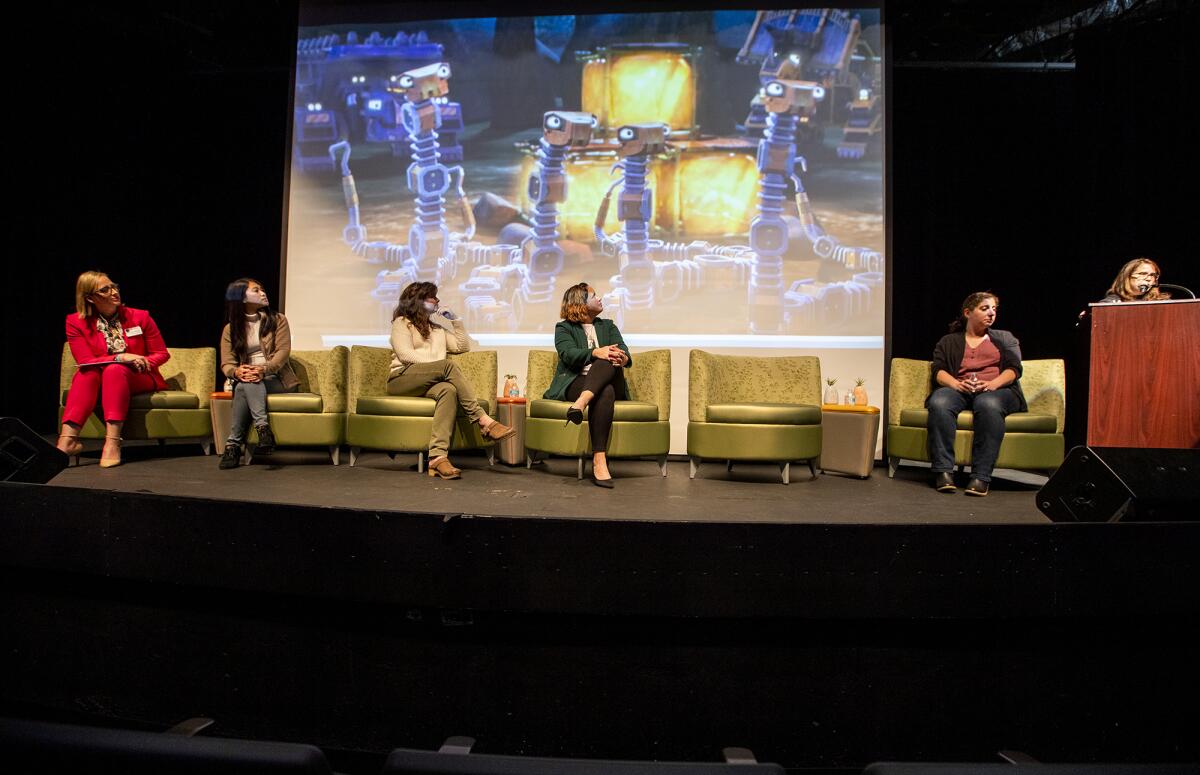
[287,10,884,339]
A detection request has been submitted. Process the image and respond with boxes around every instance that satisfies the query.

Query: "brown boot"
[428,456,462,479]
[482,420,516,442]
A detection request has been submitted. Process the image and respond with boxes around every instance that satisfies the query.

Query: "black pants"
[564,358,625,453]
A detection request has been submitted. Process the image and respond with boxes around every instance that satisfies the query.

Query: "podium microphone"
[1153,283,1197,299]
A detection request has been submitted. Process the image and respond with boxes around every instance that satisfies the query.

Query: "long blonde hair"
[1105,258,1169,301]
[74,270,112,319]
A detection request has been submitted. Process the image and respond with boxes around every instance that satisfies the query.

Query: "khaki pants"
[387,359,484,458]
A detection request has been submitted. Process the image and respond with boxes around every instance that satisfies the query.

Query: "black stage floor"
[46,444,1050,524]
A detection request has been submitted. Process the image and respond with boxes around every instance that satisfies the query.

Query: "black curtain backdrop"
[890,4,1199,448]
[7,2,1196,450]
[7,2,298,433]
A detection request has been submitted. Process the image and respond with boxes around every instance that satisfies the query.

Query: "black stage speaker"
[0,417,69,483]
[1037,446,1199,522]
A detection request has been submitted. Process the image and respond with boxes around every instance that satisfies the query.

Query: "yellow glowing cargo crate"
[515,137,759,241]
[577,43,701,139]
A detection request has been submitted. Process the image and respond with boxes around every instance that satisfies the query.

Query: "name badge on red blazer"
[124,326,143,336]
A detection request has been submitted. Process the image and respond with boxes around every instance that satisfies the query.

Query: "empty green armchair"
[524,349,671,479]
[243,347,348,464]
[686,350,822,484]
[345,346,499,470]
[886,357,1066,477]
[59,343,215,451]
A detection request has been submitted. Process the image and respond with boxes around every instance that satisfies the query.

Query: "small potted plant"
[824,378,839,405]
[852,378,868,406]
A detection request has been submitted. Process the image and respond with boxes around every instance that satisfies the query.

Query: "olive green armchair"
[242,347,348,464]
[524,349,671,479]
[59,344,215,453]
[686,350,823,484]
[886,357,1066,477]
[345,346,498,470]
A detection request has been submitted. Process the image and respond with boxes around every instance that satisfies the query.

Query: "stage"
[43,444,1050,525]
[3,445,1197,769]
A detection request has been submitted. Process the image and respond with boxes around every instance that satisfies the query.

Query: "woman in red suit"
[56,271,170,467]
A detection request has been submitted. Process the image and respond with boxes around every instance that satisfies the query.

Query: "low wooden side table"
[819,404,881,478]
[494,396,527,466]
[209,391,233,455]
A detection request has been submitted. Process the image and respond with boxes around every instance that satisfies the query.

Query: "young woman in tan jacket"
[218,278,299,468]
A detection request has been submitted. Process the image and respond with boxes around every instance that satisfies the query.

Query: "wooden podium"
[1088,298,1200,448]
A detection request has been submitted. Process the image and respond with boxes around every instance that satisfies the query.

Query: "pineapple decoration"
[852,378,869,407]
[824,378,839,406]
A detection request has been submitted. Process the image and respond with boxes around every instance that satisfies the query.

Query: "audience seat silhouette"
[383,736,784,774]
[0,717,338,774]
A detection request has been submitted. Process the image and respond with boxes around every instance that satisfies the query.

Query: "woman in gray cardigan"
[544,283,632,488]
[927,291,1027,496]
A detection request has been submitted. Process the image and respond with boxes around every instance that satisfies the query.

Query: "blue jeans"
[228,376,298,445]
[927,386,1021,483]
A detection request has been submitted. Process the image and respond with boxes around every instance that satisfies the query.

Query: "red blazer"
[65,306,170,391]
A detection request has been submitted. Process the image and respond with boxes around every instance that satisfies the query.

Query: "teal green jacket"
[543,318,632,401]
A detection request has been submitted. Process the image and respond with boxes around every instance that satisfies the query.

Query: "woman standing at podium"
[1101,257,1171,302]
[926,292,1027,497]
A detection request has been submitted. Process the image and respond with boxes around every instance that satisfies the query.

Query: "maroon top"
[957,335,1001,382]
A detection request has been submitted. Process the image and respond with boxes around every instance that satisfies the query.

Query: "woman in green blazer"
[544,283,632,487]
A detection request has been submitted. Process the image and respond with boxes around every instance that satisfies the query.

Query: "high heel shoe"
[99,434,123,468]
[56,435,83,457]
[428,456,462,480]
[565,407,584,426]
[591,474,614,489]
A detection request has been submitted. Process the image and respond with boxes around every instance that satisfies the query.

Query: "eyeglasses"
[1131,272,1159,281]
[93,284,120,296]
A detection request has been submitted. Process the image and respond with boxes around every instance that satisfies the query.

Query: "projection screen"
[285,8,885,453]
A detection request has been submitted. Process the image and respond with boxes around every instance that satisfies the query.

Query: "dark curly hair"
[949,291,998,333]
[392,282,438,340]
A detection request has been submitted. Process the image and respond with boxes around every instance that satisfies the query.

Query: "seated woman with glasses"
[1101,257,1171,302]
[57,271,171,467]
[542,283,632,488]
[387,282,515,480]
[218,278,299,469]
[926,291,1027,497]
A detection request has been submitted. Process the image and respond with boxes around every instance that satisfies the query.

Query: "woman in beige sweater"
[388,282,514,479]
